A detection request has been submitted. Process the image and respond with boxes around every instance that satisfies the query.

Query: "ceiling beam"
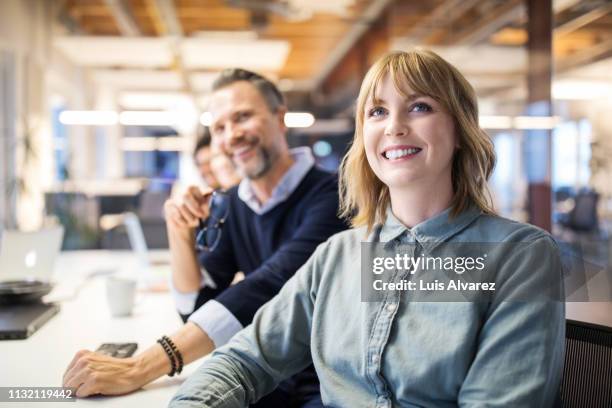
[557,36,612,72]
[55,0,84,35]
[555,3,612,37]
[103,0,140,36]
[143,0,195,112]
[405,0,481,44]
[312,0,394,91]
[149,0,183,36]
[449,0,524,45]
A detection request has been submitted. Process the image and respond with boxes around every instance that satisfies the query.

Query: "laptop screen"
[0,227,64,282]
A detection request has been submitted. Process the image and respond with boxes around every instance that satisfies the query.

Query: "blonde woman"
[170,50,565,408]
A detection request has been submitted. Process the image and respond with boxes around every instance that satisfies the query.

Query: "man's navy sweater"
[192,166,347,326]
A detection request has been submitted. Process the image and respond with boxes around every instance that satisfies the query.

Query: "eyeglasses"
[195,190,230,252]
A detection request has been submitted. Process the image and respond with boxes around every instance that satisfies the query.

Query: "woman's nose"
[384,114,408,137]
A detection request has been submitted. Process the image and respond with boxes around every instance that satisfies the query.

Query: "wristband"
[156,337,177,376]
[161,335,184,375]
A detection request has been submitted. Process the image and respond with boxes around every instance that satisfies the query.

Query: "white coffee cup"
[106,276,137,317]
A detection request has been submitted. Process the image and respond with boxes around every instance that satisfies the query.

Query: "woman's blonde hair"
[339,49,496,232]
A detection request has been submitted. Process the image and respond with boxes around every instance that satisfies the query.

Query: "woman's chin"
[380,174,421,190]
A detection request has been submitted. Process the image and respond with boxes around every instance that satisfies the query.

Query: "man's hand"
[62,350,147,397]
[62,325,215,398]
[164,186,213,231]
[165,187,213,292]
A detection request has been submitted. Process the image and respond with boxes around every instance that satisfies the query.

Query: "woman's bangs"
[389,56,441,103]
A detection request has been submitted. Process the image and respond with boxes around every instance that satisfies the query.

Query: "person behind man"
[63,69,347,406]
[193,126,240,190]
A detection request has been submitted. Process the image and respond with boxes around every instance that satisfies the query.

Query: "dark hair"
[193,127,212,157]
[212,68,285,112]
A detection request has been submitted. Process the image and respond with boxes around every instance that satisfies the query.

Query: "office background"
[0,0,610,260]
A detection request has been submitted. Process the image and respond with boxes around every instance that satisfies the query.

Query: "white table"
[0,250,198,407]
[565,302,612,327]
[2,251,610,407]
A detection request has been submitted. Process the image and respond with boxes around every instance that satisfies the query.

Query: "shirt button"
[386,304,397,313]
[371,355,379,363]
[377,397,389,408]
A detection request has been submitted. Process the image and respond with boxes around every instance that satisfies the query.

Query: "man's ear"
[276,106,288,131]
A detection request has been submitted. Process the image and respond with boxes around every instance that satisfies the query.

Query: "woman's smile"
[381,145,422,161]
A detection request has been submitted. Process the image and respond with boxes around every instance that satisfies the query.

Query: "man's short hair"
[212,68,285,113]
[194,127,212,158]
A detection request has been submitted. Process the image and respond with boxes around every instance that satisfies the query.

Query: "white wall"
[0,0,95,230]
[562,98,612,218]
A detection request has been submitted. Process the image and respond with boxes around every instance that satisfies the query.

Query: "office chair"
[558,319,612,407]
[558,190,600,232]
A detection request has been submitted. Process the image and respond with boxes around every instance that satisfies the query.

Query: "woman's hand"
[62,350,147,397]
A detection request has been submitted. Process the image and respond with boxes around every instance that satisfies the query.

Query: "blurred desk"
[3,251,610,407]
[0,250,197,407]
[566,302,612,327]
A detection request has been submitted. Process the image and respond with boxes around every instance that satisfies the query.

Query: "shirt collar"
[237,147,315,215]
[378,205,482,246]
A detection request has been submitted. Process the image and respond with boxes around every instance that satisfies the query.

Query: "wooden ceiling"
[59,0,612,108]
[61,0,372,80]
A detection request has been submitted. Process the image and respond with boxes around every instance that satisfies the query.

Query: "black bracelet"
[156,337,177,376]
[162,335,184,375]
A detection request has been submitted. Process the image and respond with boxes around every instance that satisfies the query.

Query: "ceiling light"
[513,116,560,130]
[54,37,173,68]
[479,115,513,129]
[552,80,612,100]
[284,112,315,128]
[181,38,290,71]
[119,111,179,126]
[59,110,118,125]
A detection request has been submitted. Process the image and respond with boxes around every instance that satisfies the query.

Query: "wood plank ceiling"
[59,0,612,110]
[62,0,371,81]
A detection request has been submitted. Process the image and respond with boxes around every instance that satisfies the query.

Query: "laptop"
[0,303,60,340]
[0,227,64,283]
[122,212,171,289]
[0,227,64,340]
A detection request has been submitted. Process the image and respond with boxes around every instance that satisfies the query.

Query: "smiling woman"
[341,50,496,231]
[169,50,565,408]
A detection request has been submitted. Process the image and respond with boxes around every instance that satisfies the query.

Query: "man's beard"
[239,146,273,180]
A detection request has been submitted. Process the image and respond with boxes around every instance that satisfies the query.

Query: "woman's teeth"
[384,147,421,160]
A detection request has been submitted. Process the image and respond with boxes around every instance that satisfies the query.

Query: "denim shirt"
[170,207,565,408]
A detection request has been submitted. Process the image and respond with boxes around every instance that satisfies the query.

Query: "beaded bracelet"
[156,337,177,376]
[162,335,184,375]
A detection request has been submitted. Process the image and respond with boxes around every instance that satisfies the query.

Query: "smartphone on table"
[95,342,138,358]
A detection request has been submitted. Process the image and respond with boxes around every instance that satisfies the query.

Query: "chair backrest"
[558,319,612,407]
[139,191,169,220]
[569,191,599,231]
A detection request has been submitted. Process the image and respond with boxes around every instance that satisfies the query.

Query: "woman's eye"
[411,102,432,113]
[368,107,386,117]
